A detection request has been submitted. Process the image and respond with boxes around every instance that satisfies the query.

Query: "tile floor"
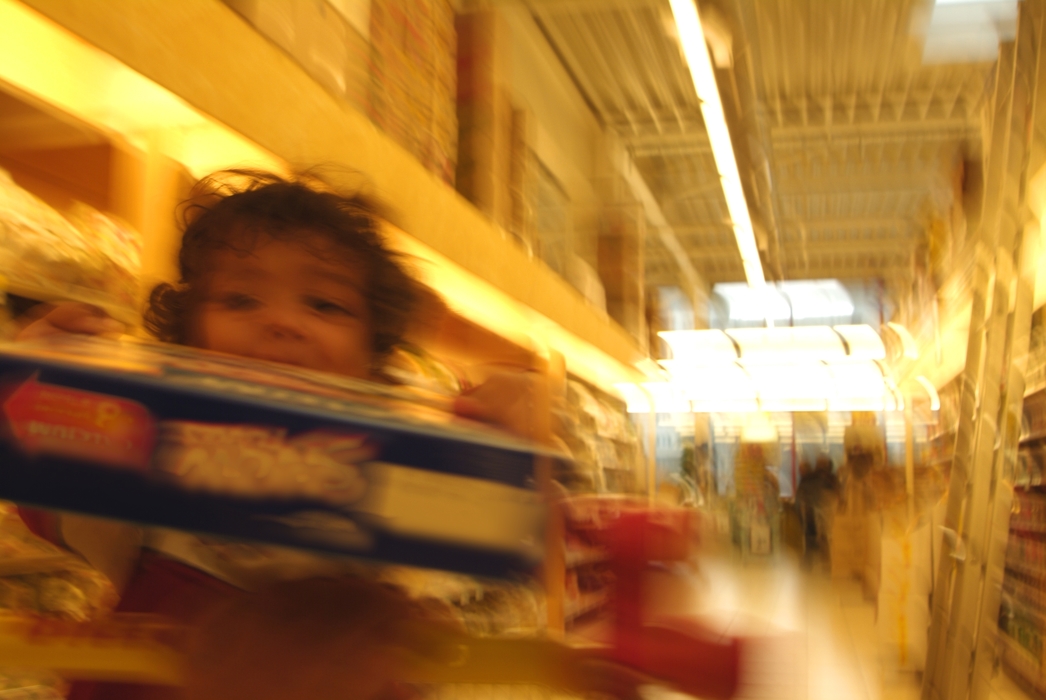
[634,550,1037,700]
[435,550,1038,700]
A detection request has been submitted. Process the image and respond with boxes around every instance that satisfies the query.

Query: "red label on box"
[2,376,155,470]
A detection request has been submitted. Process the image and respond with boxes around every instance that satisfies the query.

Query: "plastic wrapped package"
[376,565,545,639]
[0,502,116,700]
[382,343,466,396]
[559,381,640,493]
[0,169,141,324]
[0,671,65,700]
[0,503,118,620]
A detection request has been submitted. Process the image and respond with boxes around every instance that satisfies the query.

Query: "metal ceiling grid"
[534,2,702,138]
[742,0,986,106]
[737,0,989,283]
[519,0,994,297]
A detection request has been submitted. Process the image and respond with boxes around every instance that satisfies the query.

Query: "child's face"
[190,234,374,379]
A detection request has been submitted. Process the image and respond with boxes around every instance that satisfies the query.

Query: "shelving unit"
[999,388,1046,694]
[1000,489,1046,695]
[0,2,663,662]
[3,0,645,392]
[564,590,609,623]
[558,495,639,628]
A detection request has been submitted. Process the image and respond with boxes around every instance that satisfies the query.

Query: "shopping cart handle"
[604,619,741,700]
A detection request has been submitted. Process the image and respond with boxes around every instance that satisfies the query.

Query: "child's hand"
[452,368,551,443]
[15,302,124,341]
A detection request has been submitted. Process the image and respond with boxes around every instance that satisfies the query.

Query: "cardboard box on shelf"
[456,10,517,222]
[370,0,458,184]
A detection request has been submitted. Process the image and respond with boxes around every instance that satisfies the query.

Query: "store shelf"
[1005,530,1046,571]
[1004,577,1046,615]
[1000,631,1045,695]
[1025,346,1046,398]
[1005,591,1046,624]
[10,0,645,391]
[1005,585,1046,620]
[1021,432,1046,446]
[1006,560,1046,581]
[564,547,608,569]
[1006,408,1046,697]
[564,591,609,622]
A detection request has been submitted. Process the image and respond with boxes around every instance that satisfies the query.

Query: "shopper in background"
[794,461,817,555]
[812,455,839,557]
[15,169,552,700]
[762,463,782,554]
[794,455,838,566]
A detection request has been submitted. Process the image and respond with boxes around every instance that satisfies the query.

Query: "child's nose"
[261,305,307,339]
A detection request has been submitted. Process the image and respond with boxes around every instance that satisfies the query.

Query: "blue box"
[0,336,552,578]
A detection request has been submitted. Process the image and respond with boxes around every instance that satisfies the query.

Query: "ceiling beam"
[781,266,910,282]
[691,257,911,280]
[663,218,920,245]
[627,131,711,157]
[605,112,704,140]
[773,172,948,194]
[686,237,918,259]
[778,216,917,231]
[765,89,982,133]
[771,120,979,145]
[490,0,660,11]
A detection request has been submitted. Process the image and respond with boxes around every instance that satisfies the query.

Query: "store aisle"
[431,548,1034,700]
[640,552,1032,700]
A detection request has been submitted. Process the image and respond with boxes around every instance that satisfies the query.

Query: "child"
[16,169,547,699]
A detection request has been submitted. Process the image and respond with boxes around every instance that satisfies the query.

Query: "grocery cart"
[0,337,754,698]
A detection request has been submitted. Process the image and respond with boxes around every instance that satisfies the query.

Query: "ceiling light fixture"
[622,359,902,414]
[914,376,942,411]
[658,325,890,364]
[617,324,921,413]
[669,0,765,289]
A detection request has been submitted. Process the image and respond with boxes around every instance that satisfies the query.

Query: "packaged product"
[0,335,557,577]
[0,170,141,324]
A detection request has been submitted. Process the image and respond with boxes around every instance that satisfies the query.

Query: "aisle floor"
[434,550,1033,700]
[636,551,1033,700]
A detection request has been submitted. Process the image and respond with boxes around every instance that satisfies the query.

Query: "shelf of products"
[0,166,143,323]
[997,383,1046,692]
[558,495,645,627]
[1019,443,1046,490]
[0,502,116,698]
[7,0,645,392]
[1026,309,1046,398]
[564,590,609,623]
[0,6,663,696]
[554,379,643,494]
[1000,630,1046,697]
[564,546,608,569]
[1000,446,1046,692]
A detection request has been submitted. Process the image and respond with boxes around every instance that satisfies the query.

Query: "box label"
[2,376,155,470]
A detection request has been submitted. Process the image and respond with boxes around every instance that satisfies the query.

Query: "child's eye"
[307,297,353,316]
[220,293,260,310]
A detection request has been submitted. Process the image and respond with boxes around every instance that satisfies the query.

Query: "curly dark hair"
[144,169,422,365]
